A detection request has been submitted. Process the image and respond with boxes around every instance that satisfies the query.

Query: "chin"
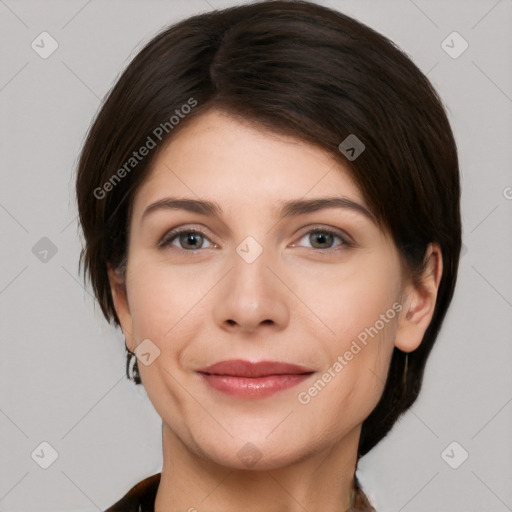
[184,423,313,471]
[202,440,308,471]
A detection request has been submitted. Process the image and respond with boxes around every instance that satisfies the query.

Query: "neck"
[154,424,360,512]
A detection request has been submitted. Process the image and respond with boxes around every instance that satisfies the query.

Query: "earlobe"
[394,243,443,353]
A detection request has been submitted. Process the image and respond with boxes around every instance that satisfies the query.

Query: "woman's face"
[109,108,430,470]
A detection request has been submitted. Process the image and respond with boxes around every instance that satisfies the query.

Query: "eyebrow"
[140,196,376,225]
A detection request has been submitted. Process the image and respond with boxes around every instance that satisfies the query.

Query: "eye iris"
[310,231,333,249]
[180,232,202,249]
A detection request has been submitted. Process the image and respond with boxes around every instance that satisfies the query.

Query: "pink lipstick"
[197,360,314,398]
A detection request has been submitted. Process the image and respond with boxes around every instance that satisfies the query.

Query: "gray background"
[1,0,511,510]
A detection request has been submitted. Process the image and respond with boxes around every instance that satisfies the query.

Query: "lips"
[198,359,314,377]
[197,359,315,398]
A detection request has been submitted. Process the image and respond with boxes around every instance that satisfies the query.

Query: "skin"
[108,108,442,512]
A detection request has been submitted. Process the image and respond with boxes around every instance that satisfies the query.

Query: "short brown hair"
[75,0,462,457]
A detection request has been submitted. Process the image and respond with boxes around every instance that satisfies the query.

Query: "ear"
[394,243,443,353]
[107,262,135,352]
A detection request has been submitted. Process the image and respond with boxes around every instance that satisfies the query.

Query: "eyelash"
[157,226,354,253]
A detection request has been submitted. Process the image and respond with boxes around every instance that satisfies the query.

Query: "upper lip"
[197,359,315,378]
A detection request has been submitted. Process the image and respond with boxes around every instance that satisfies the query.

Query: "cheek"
[294,252,402,347]
[300,317,398,432]
[126,258,210,342]
[293,255,401,414]
[124,264,197,419]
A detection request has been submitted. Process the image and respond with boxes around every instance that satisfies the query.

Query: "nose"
[213,245,290,335]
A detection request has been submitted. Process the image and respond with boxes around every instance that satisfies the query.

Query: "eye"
[295,228,352,250]
[158,226,353,252]
[158,228,214,251]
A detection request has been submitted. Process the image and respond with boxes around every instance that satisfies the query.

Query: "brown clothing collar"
[104,472,376,512]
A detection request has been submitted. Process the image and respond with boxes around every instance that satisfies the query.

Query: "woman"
[75,1,462,510]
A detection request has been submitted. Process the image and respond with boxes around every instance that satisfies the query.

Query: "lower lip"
[199,373,313,398]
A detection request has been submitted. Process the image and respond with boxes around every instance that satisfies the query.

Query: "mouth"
[196,359,315,398]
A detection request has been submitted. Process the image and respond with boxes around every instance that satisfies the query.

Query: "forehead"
[131,109,366,219]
